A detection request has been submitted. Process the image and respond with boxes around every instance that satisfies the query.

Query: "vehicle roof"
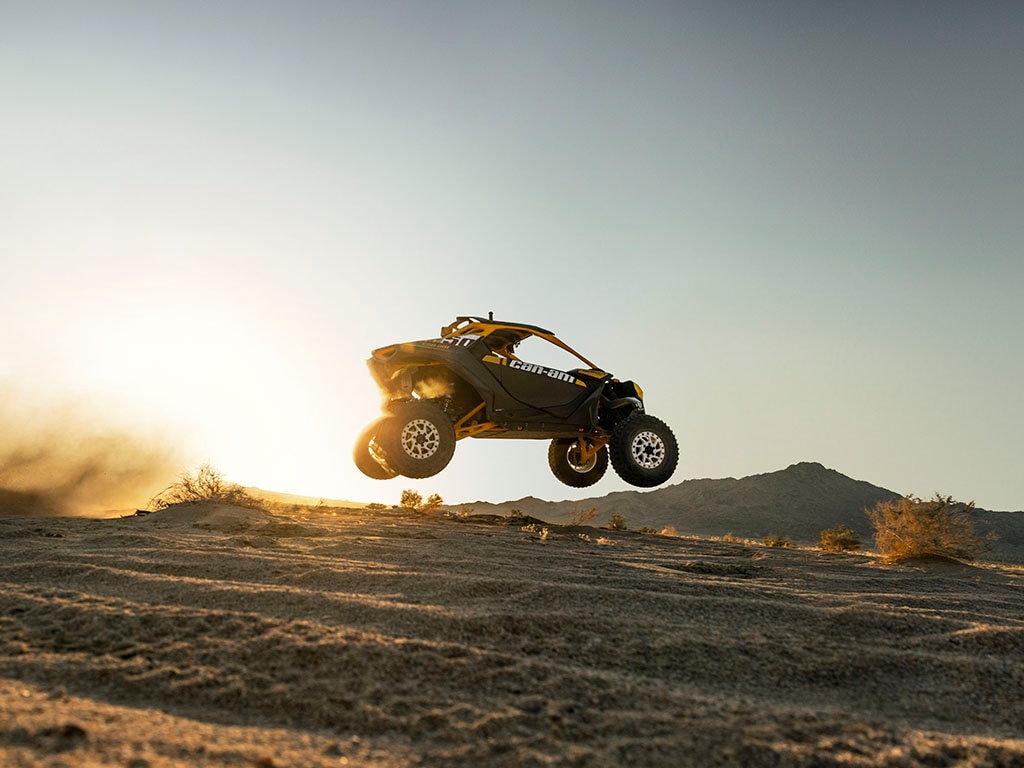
[440,315,597,369]
[441,316,554,337]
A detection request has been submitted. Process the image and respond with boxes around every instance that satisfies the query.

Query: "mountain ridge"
[450,461,1024,560]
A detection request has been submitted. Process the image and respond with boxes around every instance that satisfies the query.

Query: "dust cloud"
[0,388,182,517]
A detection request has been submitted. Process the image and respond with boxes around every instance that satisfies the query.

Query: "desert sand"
[2,503,1024,767]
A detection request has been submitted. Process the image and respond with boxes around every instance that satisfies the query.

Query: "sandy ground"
[2,504,1024,767]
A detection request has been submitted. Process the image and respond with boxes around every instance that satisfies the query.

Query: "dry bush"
[660,525,678,537]
[818,525,862,553]
[399,489,422,511]
[762,534,796,549]
[150,462,262,510]
[568,505,598,526]
[607,513,627,530]
[399,490,443,513]
[867,493,984,562]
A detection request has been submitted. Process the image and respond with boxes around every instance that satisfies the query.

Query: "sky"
[2,1,1022,512]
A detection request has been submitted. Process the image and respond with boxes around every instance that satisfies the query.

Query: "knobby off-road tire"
[548,438,609,488]
[378,401,456,479]
[353,418,399,480]
[608,413,678,488]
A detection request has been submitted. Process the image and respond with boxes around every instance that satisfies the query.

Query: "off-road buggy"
[354,315,678,488]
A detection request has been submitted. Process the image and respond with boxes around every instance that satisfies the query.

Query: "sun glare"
[4,281,383,508]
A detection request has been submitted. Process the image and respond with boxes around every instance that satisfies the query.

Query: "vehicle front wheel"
[353,418,399,480]
[608,413,678,488]
[548,438,608,488]
[378,401,457,479]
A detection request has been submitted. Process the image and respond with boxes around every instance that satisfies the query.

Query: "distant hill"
[450,462,1024,560]
[243,488,367,509]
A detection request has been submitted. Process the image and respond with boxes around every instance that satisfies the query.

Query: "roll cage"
[439,316,600,371]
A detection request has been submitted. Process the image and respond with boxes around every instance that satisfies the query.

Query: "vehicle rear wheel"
[548,438,608,488]
[353,418,399,479]
[608,413,678,488]
[378,401,456,479]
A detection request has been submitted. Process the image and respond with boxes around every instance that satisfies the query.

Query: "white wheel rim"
[567,445,597,473]
[368,437,387,465]
[400,418,441,460]
[630,430,665,469]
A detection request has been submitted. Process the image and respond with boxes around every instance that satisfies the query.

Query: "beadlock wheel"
[353,418,399,480]
[630,430,667,470]
[548,438,608,488]
[378,401,456,479]
[399,418,442,460]
[608,413,679,488]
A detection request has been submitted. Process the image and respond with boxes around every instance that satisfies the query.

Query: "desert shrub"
[399,489,422,511]
[867,493,984,562]
[366,502,388,510]
[398,490,444,512]
[607,513,627,530]
[660,525,678,537]
[568,505,598,526]
[636,526,658,534]
[818,525,861,553]
[762,534,796,549]
[150,462,261,510]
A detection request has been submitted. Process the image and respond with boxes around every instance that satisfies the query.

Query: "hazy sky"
[3,1,1022,511]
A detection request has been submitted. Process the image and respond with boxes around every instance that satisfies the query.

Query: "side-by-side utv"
[354,315,678,488]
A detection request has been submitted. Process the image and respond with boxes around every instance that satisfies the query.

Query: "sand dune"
[2,504,1024,766]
